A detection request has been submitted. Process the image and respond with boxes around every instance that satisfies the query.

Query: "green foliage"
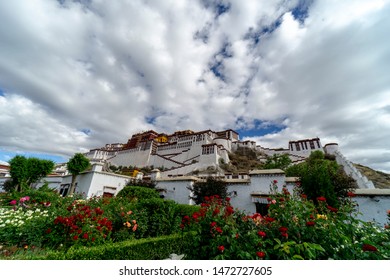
[1,234,191,260]
[286,151,356,207]
[125,178,156,189]
[9,155,54,192]
[189,176,228,205]
[175,204,201,218]
[181,183,390,260]
[263,154,292,170]
[134,198,181,238]
[116,186,159,202]
[67,153,90,196]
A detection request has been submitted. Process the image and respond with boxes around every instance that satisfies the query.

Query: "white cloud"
[0,0,389,172]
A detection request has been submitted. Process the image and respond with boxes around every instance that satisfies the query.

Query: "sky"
[0,0,389,173]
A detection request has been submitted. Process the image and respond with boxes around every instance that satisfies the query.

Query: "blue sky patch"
[0,150,68,164]
[235,119,286,138]
[81,128,92,136]
[291,0,313,24]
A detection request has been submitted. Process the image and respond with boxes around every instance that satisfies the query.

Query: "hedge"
[5,233,192,260]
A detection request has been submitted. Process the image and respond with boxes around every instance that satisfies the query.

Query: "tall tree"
[286,151,357,207]
[9,155,54,192]
[67,153,90,196]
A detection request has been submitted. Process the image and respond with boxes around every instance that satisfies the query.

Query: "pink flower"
[19,196,30,202]
[9,200,17,205]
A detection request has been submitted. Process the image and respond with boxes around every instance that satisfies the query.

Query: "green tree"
[189,176,228,205]
[67,153,90,196]
[9,155,54,192]
[263,154,292,170]
[286,151,357,207]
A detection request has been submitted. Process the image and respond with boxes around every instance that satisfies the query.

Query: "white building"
[154,170,390,226]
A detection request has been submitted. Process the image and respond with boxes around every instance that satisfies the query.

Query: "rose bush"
[181,182,390,260]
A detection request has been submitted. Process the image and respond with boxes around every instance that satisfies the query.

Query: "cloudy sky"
[0,0,389,172]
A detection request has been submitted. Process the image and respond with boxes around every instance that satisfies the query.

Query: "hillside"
[354,163,390,189]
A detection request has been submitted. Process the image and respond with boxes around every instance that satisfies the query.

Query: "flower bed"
[0,183,389,260]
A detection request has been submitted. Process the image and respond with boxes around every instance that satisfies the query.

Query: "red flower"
[347,192,356,197]
[213,208,220,216]
[215,227,223,234]
[210,221,217,227]
[225,197,231,202]
[266,197,272,202]
[192,212,200,221]
[46,228,52,234]
[279,227,288,233]
[273,180,278,184]
[256,251,266,258]
[265,217,275,223]
[362,244,377,252]
[258,231,266,238]
[306,221,315,227]
[281,232,288,238]
[218,245,225,252]
[225,206,234,216]
[73,235,79,240]
[235,233,239,239]
[301,194,307,199]
[326,205,338,213]
[317,196,326,202]
[82,233,89,240]
[279,198,285,202]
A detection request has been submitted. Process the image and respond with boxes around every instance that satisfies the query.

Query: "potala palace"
[83,129,375,190]
[1,129,389,225]
[85,129,324,176]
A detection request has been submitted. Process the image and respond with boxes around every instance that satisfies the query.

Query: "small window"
[295,143,301,151]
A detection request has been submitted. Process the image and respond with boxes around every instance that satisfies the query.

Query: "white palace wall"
[324,144,375,189]
[155,170,390,226]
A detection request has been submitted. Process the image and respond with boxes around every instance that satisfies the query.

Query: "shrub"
[133,198,181,238]
[181,182,390,260]
[0,207,53,248]
[116,186,159,202]
[4,234,191,260]
[46,202,113,248]
[189,176,228,205]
